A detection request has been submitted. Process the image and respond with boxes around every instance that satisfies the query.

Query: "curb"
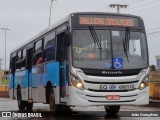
[149,100,160,108]
[143,100,160,108]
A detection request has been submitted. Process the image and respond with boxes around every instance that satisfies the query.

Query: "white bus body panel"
[67,68,150,106]
[68,86,149,106]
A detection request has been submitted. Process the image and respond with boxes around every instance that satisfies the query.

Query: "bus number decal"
[100,85,107,90]
[119,84,134,90]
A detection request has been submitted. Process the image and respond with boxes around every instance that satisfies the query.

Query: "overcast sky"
[0,0,160,70]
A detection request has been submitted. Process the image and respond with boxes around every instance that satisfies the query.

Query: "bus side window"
[16,51,22,71]
[34,39,43,66]
[44,32,55,62]
[10,54,16,74]
[21,48,26,70]
[56,31,69,62]
[10,55,12,73]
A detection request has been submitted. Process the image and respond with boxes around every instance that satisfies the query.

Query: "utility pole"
[0,59,3,70]
[49,0,57,26]
[109,4,128,13]
[1,27,10,83]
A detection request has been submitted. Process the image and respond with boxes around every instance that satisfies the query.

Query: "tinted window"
[34,53,43,65]
[17,51,21,62]
[44,32,55,62]
[44,32,55,48]
[34,40,43,66]
[16,51,21,71]
[10,55,16,73]
[21,48,26,70]
[22,48,26,59]
[35,40,42,53]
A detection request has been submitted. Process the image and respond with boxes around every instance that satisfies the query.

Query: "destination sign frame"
[76,15,140,27]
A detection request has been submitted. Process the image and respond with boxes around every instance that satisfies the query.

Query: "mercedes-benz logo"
[109,84,116,90]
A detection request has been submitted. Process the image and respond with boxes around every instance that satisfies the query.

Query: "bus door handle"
[60,65,66,81]
[60,66,65,69]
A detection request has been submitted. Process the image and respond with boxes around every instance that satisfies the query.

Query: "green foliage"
[0,79,9,85]
[149,65,156,71]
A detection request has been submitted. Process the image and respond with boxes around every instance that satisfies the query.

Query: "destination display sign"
[76,15,139,27]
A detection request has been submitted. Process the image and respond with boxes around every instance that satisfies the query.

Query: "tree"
[149,65,156,71]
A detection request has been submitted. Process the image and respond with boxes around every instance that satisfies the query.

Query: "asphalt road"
[0,98,160,120]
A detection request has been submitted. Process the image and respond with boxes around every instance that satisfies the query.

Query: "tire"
[17,87,25,110]
[26,103,33,111]
[55,105,71,113]
[104,105,120,115]
[49,89,56,112]
[49,88,70,114]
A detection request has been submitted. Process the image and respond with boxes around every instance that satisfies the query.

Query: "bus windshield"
[72,29,148,70]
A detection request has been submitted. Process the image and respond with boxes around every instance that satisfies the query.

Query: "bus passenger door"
[26,48,34,100]
[57,31,69,103]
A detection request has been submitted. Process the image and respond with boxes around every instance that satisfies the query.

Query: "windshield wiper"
[89,26,102,60]
[123,28,130,63]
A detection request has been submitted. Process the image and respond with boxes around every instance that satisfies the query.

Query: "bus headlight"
[139,77,149,90]
[71,74,85,90]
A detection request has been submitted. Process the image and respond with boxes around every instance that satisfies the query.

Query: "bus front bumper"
[68,86,149,106]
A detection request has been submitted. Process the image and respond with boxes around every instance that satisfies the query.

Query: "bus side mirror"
[64,31,70,46]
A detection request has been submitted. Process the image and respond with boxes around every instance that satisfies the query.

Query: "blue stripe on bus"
[32,62,60,87]
[9,74,13,88]
[9,62,65,88]
[14,70,28,88]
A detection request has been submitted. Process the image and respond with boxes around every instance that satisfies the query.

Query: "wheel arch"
[17,84,20,89]
[16,84,21,99]
[46,81,53,104]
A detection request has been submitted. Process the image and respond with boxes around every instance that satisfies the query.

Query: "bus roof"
[72,12,141,18]
[10,12,141,54]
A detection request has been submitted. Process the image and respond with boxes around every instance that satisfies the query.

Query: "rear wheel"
[17,87,25,110]
[49,89,56,112]
[104,105,120,115]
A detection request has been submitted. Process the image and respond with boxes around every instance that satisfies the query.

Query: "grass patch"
[0,79,9,85]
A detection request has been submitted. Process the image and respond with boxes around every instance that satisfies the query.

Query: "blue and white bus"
[9,12,150,114]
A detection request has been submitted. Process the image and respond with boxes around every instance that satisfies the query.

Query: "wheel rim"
[49,92,55,111]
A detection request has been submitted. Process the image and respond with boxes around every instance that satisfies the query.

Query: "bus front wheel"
[26,103,33,110]
[104,105,120,115]
[49,89,56,111]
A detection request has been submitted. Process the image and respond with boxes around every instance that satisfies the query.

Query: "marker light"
[71,74,85,90]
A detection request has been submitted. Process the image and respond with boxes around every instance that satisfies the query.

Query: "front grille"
[88,99,136,103]
[86,94,138,97]
[84,80,139,84]
[87,89,136,92]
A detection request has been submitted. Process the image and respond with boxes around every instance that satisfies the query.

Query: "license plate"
[106,95,120,100]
